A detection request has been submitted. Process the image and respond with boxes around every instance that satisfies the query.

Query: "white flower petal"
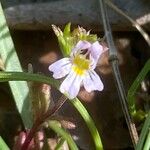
[71,40,91,56]
[49,58,70,72]
[53,63,72,79]
[49,58,71,79]
[60,70,84,99]
[83,70,104,92]
[89,41,103,69]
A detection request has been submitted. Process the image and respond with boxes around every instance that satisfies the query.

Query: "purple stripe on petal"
[48,58,71,79]
[71,40,91,56]
[53,63,72,79]
[49,58,70,72]
[60,70,84,99]
[83,70,104,92]
[89,41,103,69]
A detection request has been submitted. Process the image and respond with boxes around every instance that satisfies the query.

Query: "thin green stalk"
[21,95,67,150]
[136,111,150,150]
[105,0,150,47]
[0,71,103,149]
[55,138,65,150]
[71,99,103,150]
[0,136,10,150]
[98,0,138,146]
[128,59,150,116]
[143,129,150,150]
[59,22,103,149]
[0,72,59,88]
[48,121,78,150]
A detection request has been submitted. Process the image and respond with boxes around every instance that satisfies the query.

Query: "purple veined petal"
[89,41,103,69]
[83,70,104,93]
[71,40,91,56]
[48,58,71,79]
[49,58,70,72]
[52,63,72,79]
[60,69,84,99]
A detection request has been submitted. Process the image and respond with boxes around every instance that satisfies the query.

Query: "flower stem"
[136,111,150,150]
[0,72,103,149]
[143,130,150,150]
[21,96,67,150]
[71,98,103,150]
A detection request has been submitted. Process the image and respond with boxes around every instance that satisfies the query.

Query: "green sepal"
[52,23,99,56]
[63,22,71,37]
[132,109,147,122]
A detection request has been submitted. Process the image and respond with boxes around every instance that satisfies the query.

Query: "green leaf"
[0,3,33,128]
[127,59,150,118]
[128,59,150,149]
[136,111,150,150]
[0,136,10,150]
[55,138,65,150]
[143,129,150,150]
[48,120,78,150]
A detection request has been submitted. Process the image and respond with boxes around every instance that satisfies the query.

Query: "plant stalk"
[21,96,67,150]
[98,0,139,147]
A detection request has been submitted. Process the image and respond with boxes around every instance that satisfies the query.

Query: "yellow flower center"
[72,54,90,75]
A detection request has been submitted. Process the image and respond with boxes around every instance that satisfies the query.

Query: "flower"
[52,24,98,56]
[49,40,106,99]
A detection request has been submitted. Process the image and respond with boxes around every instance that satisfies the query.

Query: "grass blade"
[55,138,65,150]
[48,120,78,150]
[143,129,150,150]
[0,3,32,128]
[136,111,150,150]
[128,59,150,116]
[0,136,10,150]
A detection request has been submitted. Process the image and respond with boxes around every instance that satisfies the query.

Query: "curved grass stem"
[71,98,103,150]
[0,71,103,150]
[136,111,150,150]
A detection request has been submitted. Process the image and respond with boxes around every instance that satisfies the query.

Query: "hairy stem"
[21,96,67,150]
